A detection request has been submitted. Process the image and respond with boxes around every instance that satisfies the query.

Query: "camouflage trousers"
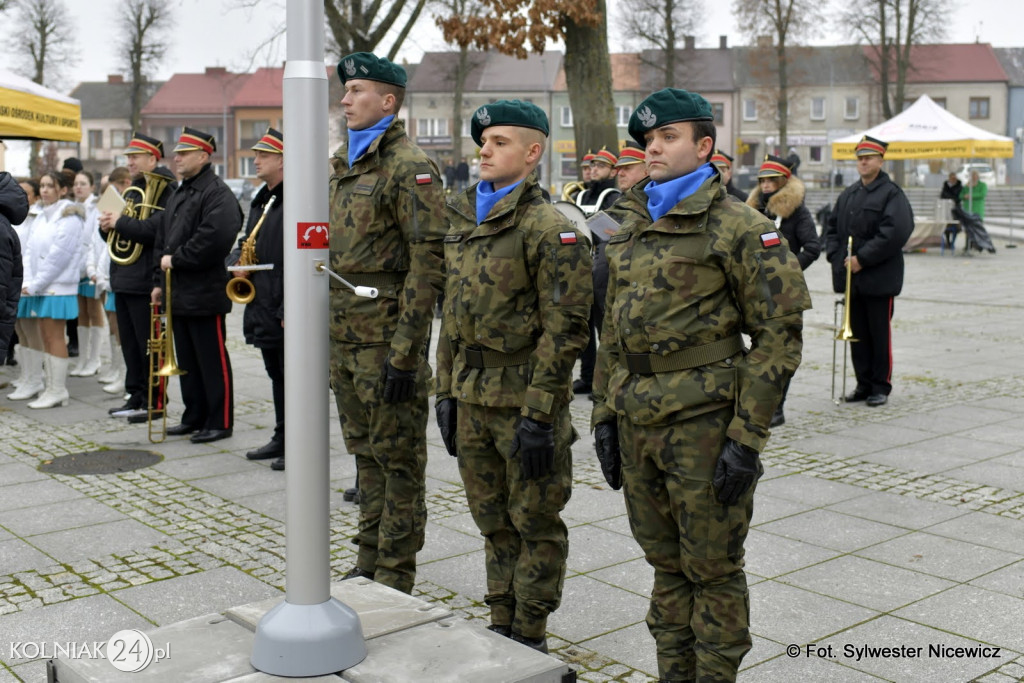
[330,342,429,594]
[619,406,755,683]
[456,402,576,639]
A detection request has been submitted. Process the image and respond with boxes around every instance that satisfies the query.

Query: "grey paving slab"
[565,524,644,575]
[750,492,817,526]
[777,555,956,612]
[0,593,151,666]
[415,521,482,564]
[111,566,281,626]
[740,650,887,681]
[590,512,634,538]
[586,557,653,598]
[411,552,488,604]
[0,537,57,574]
[925,510,1024,556]
[0,497,128,537]
[189,468,288,500]
[855,531,1021,582]
[755,474,871,507]
[749,581,878,645]
[433,510,483,538]
[562,485,628,525]
[858,442,989,475]
[743,529,841,579]
[756,509,909,553]
[740,635,789,671]
[893,584,1024,653]
[946,456,1024,494]
[153,452,257,481]
[970,559,1024,597]
[785,433,894,460]
[236,488,349,523]
[547,575,648,642]
[824,490,968,530]
[29,519,179,563]
[0,461,48,487]
[577,621,657,678]
[0,479,86,512]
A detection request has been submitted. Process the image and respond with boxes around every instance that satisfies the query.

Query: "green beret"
[628,88,714,145]
[337,52,407,88]
[470,99,549,146]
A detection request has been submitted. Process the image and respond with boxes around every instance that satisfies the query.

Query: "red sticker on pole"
[297,222,329,249]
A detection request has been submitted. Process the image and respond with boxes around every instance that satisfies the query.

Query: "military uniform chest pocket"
[658,239,724,299]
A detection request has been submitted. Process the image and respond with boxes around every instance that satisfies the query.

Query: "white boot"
[28,355,70,409]
[10,344,29,388]
[7,348,44,400]
[79,326,105,376]
[97,335,122,383]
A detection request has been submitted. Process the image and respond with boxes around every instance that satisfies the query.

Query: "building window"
[110,130,132,147]
[969,97,990,119]
[87,129,103,150]
[740,142,759,167]
[240,119,270,147]
[416,118,449,137]
[711,103,725,125]
[743,99,757,121]
[932,97,947,109]
[560,153,577,178]
[560,107,573,127]
[809,146,822,162]
[844,96,859,120]
[810,97,825,121]
[616,106,631,127]
[239,156,256,177]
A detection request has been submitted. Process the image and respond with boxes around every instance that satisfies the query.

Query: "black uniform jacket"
[0,172,27,359]
[155,164,242,316]
[109,166,178,295]
[746,175,821,271]
[233,182,284,348]
[824,170,914,298]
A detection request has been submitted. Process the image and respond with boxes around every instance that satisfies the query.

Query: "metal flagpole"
[250,0,366,675]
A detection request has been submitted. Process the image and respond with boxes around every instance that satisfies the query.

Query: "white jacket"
[80,199,109,290]
[13,201,41,284]
[23,199,85,296]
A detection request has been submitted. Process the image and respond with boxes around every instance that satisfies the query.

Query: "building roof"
[141,67,248,115]
[231,67,283,107]
[733,45,871,88]
[71,76,163,120]
[862,43,1008,83]
[410,51,561,92]
[553,53,641,92]
[994,47,1024,87]
[638,47,734,92]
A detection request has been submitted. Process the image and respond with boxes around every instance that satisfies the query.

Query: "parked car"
[956,164,997,187]
[225,178,255,202]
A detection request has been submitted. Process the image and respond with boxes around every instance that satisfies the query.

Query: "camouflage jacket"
[591,173,810,452]
[328,118,447,370]
[436,172,593,422]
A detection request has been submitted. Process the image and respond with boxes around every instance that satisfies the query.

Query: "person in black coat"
[229,128,286,470]
[153,126,242,443]
[939,172,963,249]
[0,172,27,366]
[823,136,914,407]
[747,154,820,426]
[711,150,748,202]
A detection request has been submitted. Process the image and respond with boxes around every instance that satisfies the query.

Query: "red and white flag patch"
[559,231,578,245]
[415,173,432,185]
[760,231,781,248]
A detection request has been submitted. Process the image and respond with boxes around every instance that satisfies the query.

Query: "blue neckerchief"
[475,179,523,225]
[347,115,394,166]
[645,162,716,221]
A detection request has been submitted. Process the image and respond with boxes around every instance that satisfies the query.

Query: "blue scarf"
[645,163,717,222]
[347,115,395,166]
[475,179,523,225]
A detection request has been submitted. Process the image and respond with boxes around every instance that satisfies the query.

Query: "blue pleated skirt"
[27,295,79,320]
[105,292,116,312]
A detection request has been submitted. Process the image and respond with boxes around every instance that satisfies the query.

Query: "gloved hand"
[712,440,761,505]
[594,421,622,490]
[510,417,555,480]
[435,397,458,457]
[382,359,417,403]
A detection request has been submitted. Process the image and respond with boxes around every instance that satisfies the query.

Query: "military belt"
[328,271,407,289]
[623,336,743,375]
[460,346,534,369]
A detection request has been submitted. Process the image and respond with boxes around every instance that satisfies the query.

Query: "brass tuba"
[561,180,584,202]
[227,195,276,305]
[108,170,170,266]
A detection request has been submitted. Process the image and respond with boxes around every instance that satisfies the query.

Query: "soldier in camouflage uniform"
[329,52,447,594]
[591,89,811,682]
[434,100,592,653]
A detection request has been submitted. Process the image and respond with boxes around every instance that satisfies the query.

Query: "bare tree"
[618,0,703,88]
[438,0,619,166]
[734,0,822,150]
[432,0,487,167]
[841,0,948,120]
[118,0,174,132]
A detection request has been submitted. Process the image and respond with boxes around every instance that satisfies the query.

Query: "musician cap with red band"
[125,132,165,160]
[757,154,793,179]
[251,127,283,154]
[173,126,217,155]
[855,135,888,157]
[710,149,734,170]
[615,144,646,167]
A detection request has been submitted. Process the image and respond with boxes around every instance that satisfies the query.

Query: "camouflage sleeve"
[591,234,625,429]
[523,217,593,422]
[389,159,448,370]
[724,222,811,452]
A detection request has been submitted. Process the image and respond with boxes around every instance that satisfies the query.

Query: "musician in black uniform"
[230,128,286,469]
[98,133,177,423]
[154,127,241,443]
[711,149,748,202]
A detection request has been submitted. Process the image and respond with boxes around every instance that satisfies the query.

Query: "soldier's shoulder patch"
[759,231,782,248]
[608,232,631,245]
[559,231,578,245]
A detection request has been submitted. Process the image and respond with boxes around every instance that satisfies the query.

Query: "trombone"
[831,236,859,405]
[147,268,186,443]
[227,195,276,305]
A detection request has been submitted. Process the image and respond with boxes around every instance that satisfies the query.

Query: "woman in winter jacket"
[747,154,820,427]
[70,171,106,377]
[15,171,84,408]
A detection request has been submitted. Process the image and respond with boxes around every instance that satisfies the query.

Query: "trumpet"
[108,170,170,266]
[831,236,859,405]
[226,195,276,305]
[147,268,186,443]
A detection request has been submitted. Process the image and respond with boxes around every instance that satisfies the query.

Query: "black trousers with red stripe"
[172,314,234,430]
[849,294,894,396]
[116,292,165,410]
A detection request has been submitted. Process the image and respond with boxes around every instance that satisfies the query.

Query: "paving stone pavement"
[2,241,1024,682]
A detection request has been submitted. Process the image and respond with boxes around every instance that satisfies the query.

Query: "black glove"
[435,398,458,457]
[509,417,555,480]
[713,440,761,505]
[382,359,416,403]
[594,421,622,490]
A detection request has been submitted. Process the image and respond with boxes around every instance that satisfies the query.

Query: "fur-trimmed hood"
[746,175,806,220]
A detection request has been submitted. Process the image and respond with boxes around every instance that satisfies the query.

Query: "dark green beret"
[337,52,407,88]
[628,88,714,145]
[470,99,549,146]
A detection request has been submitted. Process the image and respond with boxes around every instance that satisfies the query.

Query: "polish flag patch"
[559,231,578,245]
[415,173,432,185]
[760,231,781,248]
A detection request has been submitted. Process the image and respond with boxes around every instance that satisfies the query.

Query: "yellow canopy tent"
[0,68,81,142]
[831,94,1013,160]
